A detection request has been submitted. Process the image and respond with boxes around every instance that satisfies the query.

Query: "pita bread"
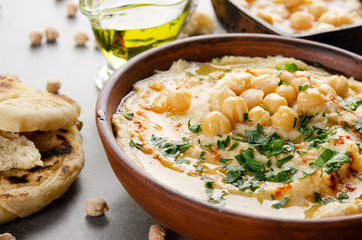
[0,76,81,132]
[0,126,84,224]
[0,130,42,171]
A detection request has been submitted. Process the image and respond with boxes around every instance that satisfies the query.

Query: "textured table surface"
[0,0,220,239]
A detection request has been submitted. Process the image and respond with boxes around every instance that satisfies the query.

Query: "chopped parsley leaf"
[342,121,349,131]
[151,134,190,158]
[278,80,290,86]
[217,135,231,150]
[188,119,202,133]
[353,116,362,133]
[120,112,134,120]
[195,164,204,173]
[199,151,206,161]
[276,155,293,168]
[272,196,289,209]
[129,139,143,150]
[314,62,326,71]
[228,142,239,151]
[298,84,309,92]
[175,158,190,164]
[337,192,349,202]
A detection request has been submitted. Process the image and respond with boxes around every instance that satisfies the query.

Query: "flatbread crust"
[0,126,84,224]
[0,76,81,132]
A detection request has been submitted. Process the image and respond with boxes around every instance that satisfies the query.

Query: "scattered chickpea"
[148,224,166,240]
[319,12,342,27]
[248,106,271,126]
[167,88,192,112]
[202,111,231,136]
[327,75,349,98]
[46,77,61,93]
[29,30,43,46]
[74,31,89,46]
[2,72,20,82]
[290,11,313,30]
[251,74,278,95]
[222,96,248,123]
[45,26,59,42]
[309,2,327,19]
[85,198,109,216]
[262,93,288,115]
[0,233,16,240]
[256,11,273,25]
[272,106,298,131]
[282,0,302,8]
[240,89,264,110]
[210,87,236,112]
[66,2,78,18]
[76,120,83,131]
[297,88,325,115]
[224,72,253,95]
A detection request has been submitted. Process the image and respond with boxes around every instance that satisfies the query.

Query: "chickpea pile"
[237,0,361,34]
[148,59,350,138]
[202,69,349,136]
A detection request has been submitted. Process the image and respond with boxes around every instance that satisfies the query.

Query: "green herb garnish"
[188,119,202,133]
[120,112,134,120]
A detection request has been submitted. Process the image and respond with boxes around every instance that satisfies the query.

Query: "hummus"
[113,55,362,219]
[234,0,362,34]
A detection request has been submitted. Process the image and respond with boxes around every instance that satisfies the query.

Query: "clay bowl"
[211,0,362,54]
[96,34,362,240]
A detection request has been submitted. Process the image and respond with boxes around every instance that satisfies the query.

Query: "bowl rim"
[224,0,362,38]
[96,33,362,226]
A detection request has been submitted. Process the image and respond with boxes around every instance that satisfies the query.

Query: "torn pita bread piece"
[0,76,84,224]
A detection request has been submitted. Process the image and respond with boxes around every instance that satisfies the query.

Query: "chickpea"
[240,89,264,110]
[151,93,168,114]
[297,88,325,115]
[341,14,354,25]
[282,0,302,8]
[290,11,314,30]
[224,72,253,95]
[327,75,349,98]
[167,88,192,112]
[256,11,273,25]
[317,23,335,31]
[262,93,288,115]
[210,87,236,112]
[272,106,298,131]
[319,12,342,27]
[278,70,294,84]
[222,96,248,123]
[202,111,231,136]
[251,74,278,95]
[291,77,311,92]
[276,84,297,105]
[248,106,271,126]
[309,2,327,19]
[316,84,337,97]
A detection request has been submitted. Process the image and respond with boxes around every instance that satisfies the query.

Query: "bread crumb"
[45,26,59,42]
[85,198,109,216]
[46,77,61,93]
[29,30,43,46]
[0,233,16,240]
[67,2,78,17]
[74,31,89,46]
[148,225,166,240]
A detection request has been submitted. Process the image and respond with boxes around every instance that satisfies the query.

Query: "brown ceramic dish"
[96,34,362,240]
[211,0,362,53]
